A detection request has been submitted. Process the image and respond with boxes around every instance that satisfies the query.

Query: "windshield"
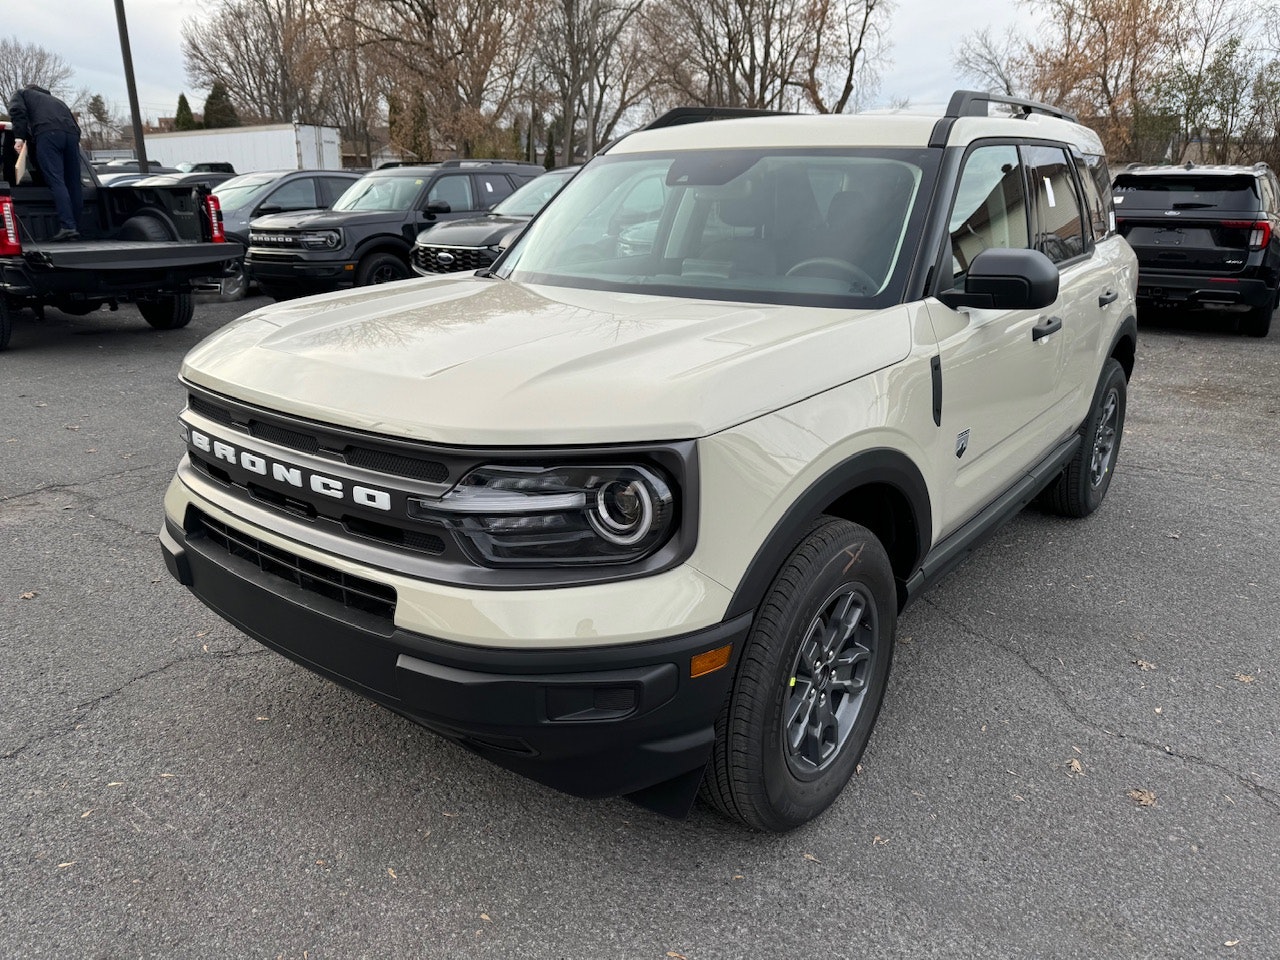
[493,170,575,217]
[497,149,933,306]
[214,174,277,209]
[332,174,427,212]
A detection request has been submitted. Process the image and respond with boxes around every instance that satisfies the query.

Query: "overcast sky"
[6,0,1034,123]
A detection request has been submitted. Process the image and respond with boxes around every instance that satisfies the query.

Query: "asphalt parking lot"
[1,294,1277,960]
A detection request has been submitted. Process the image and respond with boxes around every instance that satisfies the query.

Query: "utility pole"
[113,0,150,173]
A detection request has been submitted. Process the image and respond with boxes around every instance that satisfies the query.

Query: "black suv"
[245,159,543,299]
[412,166,578,275]
[1114,162,1279,337]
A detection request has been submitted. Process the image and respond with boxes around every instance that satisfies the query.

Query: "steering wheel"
[785,257,877,293]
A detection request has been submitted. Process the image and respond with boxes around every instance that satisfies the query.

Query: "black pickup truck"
[0,123,243,351]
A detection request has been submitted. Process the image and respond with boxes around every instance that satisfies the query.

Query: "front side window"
[1025,144,1086,263]
[498,148,935,307]
[265,177,319,211]
[949,144,1029,278]
[427,174,475,210]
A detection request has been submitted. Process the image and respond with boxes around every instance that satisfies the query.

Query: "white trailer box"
[142,123,342,173]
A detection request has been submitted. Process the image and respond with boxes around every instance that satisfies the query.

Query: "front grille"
[345,446,448,482]
[413,245,495,274]
[250,232,302,248]
[190,395,235,427]
[250,419,321,454]
[190,509,396,622]
[188,394,449,483]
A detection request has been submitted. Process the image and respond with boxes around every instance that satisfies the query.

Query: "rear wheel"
[701,518,896,832]
[1241,297,1274,338]
[356,252,410,286]
[1041,358,1127,518]
[0,297,12,351]
[219,260,248,301]
[138,292,195,330]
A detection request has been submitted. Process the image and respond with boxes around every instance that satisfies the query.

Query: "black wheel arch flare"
[724,447,932,619]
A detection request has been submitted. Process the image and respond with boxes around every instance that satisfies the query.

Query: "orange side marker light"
[690,643,732,679]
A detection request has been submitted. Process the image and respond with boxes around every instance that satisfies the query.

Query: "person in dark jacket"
[8,84,83,240]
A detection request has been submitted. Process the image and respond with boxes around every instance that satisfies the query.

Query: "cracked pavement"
[1,298,1278,959]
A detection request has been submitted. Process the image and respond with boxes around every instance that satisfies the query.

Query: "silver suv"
[160,92,1138,831]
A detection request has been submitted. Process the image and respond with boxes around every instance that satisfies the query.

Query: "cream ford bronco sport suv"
[160,92,1137,832]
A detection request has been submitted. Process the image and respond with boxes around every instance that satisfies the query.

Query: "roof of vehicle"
[371,159,544,175]
[611,91,1104,156]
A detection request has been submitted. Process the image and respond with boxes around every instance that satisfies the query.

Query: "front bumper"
[244,250,353,288]
[159,505,748,814]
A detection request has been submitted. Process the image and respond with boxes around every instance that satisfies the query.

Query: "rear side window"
[1113,174,1261,213]
[1025,145,1086,263]
[1076,154,1112,239]
[474,173,514,205]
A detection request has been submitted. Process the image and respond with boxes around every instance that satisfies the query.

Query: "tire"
[701,518,896,832]
[118,214,174,242]
[0,297,12,351]
[1041,358,1127,518]
[1241,299,1273,338]
[355,252,410,286]
[257,281,306,302]
[218,259,248,302]
[138,292,195,330]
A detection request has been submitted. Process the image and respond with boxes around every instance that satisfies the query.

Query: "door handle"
[1032,315,1063,341]
[1098,289,1119,307]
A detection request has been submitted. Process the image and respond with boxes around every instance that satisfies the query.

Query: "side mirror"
[937,247,1059,310]
[425,199,451,216]
[254,203,282,216]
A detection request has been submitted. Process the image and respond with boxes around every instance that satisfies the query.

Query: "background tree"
[203,82,241,128]
[0,36,74,102]
[82,93,121,149]
[174,93,198,130]
[183,0,330,124]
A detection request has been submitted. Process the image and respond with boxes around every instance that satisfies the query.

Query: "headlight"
[408,464,676,566]
[299,229,342,249]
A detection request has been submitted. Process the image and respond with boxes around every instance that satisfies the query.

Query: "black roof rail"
[438,158,543,168]
[944,90,1078,123]
[641,106,794,131]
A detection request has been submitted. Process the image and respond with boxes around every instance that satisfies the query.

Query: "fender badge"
[956,429,971,459]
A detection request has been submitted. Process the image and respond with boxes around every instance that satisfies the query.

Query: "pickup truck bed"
[1,123,243,350]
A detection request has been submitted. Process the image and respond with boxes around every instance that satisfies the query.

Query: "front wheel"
[138,292,195,330]
[1041,357,1127,518]
[701,518,896,832]
[355,252,410,286]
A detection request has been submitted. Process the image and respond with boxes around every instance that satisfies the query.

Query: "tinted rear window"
[1113,174,1260,212]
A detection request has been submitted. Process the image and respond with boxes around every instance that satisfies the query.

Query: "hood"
[181,277,911,445]
[415,215,527,249]
[249,209,404,231]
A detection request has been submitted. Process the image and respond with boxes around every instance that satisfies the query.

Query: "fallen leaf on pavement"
[1133,659,1156,671]
[1066,758,1084,776]
[803,852,821,863]
[666,953,688,959]
[1127,788,1156,807]
[387,868,397,879]
[1233,674,1256,683]
[20,591,37,600]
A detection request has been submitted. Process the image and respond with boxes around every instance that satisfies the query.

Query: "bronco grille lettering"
[185,425,393,512]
